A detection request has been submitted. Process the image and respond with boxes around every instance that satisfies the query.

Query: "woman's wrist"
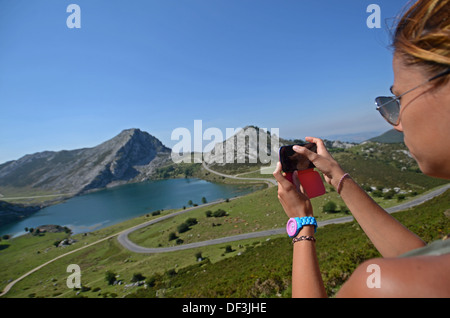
[297,224,315,236]
[290,206,313,218]
[331,169,348,190]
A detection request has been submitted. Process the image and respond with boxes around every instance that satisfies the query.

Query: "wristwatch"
[286,216,317,238]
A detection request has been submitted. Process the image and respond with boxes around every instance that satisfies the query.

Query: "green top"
[400,237,450,258]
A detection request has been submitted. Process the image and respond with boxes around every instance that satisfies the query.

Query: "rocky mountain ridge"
[0,128,171,196]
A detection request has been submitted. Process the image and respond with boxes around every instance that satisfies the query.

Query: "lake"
[0,178,263,237]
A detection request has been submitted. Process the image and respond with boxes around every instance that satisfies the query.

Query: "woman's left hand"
[273,162,313,218]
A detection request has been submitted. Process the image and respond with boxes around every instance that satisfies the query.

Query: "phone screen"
[279,143,316,173]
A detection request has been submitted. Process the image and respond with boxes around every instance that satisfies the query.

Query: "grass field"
[1,142,448,298]
[1,182,448,298]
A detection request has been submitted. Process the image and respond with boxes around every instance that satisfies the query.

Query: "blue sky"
[0,0,408,164]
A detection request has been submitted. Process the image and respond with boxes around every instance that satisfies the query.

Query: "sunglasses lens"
[376,97,400,125]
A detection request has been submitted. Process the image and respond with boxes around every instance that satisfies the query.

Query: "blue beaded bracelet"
[286,216,318,238]
[299,216,317,233]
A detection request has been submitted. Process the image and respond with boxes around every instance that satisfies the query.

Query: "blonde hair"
[393,0,450,87]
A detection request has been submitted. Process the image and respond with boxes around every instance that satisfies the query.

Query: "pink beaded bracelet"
[337,173,349,194]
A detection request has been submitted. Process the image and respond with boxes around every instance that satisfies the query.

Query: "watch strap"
[286,216,317,238]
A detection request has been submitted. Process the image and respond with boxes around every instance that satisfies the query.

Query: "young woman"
[273,0,450,297]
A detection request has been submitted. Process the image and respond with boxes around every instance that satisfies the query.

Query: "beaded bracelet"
[292,235,316,244]
[337,173,350,194]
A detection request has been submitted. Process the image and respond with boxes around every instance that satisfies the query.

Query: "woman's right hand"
[293,137,347,190]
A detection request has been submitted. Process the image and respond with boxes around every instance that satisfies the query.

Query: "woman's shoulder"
[337,248,450,297]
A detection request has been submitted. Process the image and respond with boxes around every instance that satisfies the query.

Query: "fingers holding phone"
[273,162,313,218]
[293,138,346,189]
[279,143,326,198]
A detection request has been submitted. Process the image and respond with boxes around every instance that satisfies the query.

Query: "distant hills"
[0,127,429,227]
[0,129,171,197]
[367,129,404,143]
[0,127,403,199]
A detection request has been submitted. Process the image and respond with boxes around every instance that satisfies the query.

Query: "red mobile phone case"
[288,169,325,198]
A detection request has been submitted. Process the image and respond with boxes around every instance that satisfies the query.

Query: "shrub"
[383,189,396,200]
[168,232,178,241]
[323,201,337,213]
[146,274,162,288]
[176,238,184,245]
[131,273,146,282]
[166,269,177,277]
[195,252,203,260]
[340,205,349,214]
[213,209,228,217]
[372,190,383,197]
[185,218,198,226]
[177,222,190,233]
[105,271,117,285]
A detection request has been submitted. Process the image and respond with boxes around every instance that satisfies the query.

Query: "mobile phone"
[279,143,317,173]
[278,143,325,198]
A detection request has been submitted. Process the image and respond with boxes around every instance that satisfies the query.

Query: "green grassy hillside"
[0,142,448,298]
[128,189,450,298]
[1,187,448,298]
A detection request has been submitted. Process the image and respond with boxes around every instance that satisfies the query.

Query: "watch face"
[286,218,297,237]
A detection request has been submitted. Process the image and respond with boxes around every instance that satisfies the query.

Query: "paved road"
[117,175,450,254]
[2,174,448,296]
[0,192,78,200]
[201,162,278,186]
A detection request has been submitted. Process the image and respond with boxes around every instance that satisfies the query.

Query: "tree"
[187,200,193,206]
[105,271,117,285]
[213,209,227,217]
[323,201,337,213]
[168,232,178,241]
[372,190,383,197]
[185,218,198,226]
[340,205,349,214]
[176,238,184,245]
[202,197,207,204]
[131,273,146,282]
[177,222,190,233]
[146,273,162,288]
[383,189,396,200]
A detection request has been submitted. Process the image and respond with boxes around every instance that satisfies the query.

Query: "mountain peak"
[120,128,142,135]
[0,129,171,196]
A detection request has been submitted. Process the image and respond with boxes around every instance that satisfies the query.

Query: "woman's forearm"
[338,175,426,257]
[291,226,327,298]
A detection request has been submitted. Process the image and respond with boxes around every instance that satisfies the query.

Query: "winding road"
[1,162,448,297]
[201,162,278,186]
[117,164,450,253]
